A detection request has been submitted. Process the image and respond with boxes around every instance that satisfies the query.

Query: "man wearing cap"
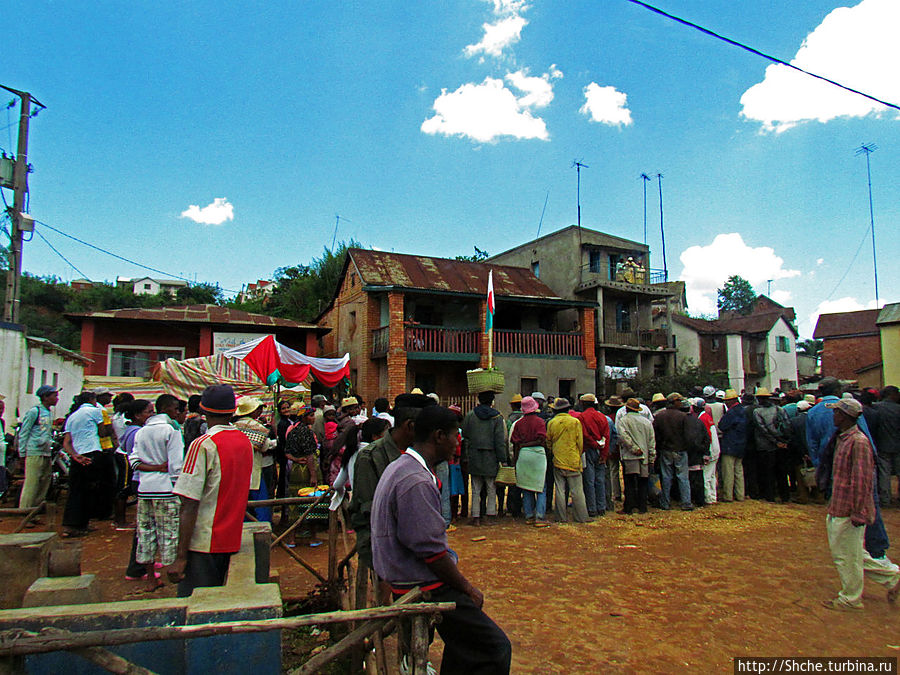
[821,397,900,609]
[603,395,625,509]
[577,393,611,517]
[617,398,656,514]
[546,397,589,523]
[233,397,276,523]
[787,400,814,503]
[461,391,508,526]
[750,388,790,503]
[311,394,328,446]
[653,393,693,511]
[17,385,60,509]
[168,385,253,597]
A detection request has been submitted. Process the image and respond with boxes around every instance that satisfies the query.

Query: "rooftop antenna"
[766,279,772,296]
[855,143,879,308]
[331,214,351,250]
[536,189,549,238]
[657,173,668,282]
[573,160,589,230]
[640,173,651,244]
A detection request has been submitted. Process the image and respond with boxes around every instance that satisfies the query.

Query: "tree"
[716,275,756,315]
[454,246,489,262]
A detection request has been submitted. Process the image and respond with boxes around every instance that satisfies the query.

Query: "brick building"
[813,309,882,383]
[67,305,325,377]
[316,249,597,414]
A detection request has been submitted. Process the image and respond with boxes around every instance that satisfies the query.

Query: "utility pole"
[640,173,651,244]
[2,86,43,323]
[331,213,351,251]
[766,279,772,296]
[657,173,667,282]
[573,160,588,254]
[855,143,879,308]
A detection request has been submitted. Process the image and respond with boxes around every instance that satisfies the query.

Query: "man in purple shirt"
[372,405,511,674]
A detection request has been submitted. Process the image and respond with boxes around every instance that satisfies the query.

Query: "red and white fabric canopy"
[221,335,350,388]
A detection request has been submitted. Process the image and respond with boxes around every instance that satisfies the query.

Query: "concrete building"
[488,225,676,392]
[877,303,900,387]
[316,249,597,414]
[116,276,189,296]
[660,296,799,392]
[238,280,276,304]
[66,305,325,378]
[813,309,881,384]
[0,322,89,430]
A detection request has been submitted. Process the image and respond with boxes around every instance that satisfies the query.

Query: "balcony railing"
[495,329,582,357]
[372,326,390,356]
[405,325,480,355]
[602,324,669,348]
[584,261,668,285]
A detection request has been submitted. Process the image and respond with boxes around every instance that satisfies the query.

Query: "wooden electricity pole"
[2,86,44,323]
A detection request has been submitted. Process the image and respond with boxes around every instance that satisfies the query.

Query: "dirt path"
[3,500,898,672]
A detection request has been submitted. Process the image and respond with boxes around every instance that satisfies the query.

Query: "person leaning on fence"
[371,405,512,674]
[168,384,253,597]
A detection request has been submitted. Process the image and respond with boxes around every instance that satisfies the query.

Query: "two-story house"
[489,225,676,392]
[316,249,597,413]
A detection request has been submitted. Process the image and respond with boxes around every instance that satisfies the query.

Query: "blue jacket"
[718,403,747,458]
[807,396,875,467]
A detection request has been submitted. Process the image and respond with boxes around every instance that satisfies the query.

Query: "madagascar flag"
[485,270,495,333]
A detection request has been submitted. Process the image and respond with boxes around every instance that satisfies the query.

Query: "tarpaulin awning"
[221,335,350,388]
[151,353,309,400]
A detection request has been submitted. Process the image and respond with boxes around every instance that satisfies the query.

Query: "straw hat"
[755,387,772,398]
[549,397,571,412]
[235,396,263,417]
[625,398,642,412]
[651,393,666,404]
[341,396,359,408]
[666,392,683,403]
[604,395,625,408]
[510,394,523,403]
[579,393,598,404]
[723,389,739,401]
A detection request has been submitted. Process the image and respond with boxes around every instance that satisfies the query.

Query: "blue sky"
[4,0,898,337]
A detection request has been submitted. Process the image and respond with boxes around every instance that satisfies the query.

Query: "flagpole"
[488,325,493,370]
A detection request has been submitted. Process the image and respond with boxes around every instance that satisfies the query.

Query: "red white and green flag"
[485,270,495,333]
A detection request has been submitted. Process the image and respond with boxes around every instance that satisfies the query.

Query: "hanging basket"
[466,368,505,394]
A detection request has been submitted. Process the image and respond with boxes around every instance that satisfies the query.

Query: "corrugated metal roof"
[349,249,565,300]
[813,309,880,339]
[877,302,900,326]
[66,304,320,330]
[672,310,795,336]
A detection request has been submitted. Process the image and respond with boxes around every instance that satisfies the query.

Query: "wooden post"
[268,491,330,548]
[13,502,44,533]
[410,615,429,674]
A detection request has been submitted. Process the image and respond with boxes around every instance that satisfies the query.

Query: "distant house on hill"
[66,305,326,377]
[316,248,597,413]
[813,309,881,385]
[69,278,95,292]
[238,279,276,304]
[663,296,799,393]
[116,276,188,296]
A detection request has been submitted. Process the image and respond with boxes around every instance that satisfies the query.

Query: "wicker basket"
[466,368,505,394]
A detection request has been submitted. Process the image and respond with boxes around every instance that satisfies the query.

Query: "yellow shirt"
[546,412,583,472]
[99,407,114,450]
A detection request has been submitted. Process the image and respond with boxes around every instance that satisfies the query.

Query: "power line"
[33,227,90,280]
[625,0,900,113]
[824,225,870,302]
[34,219,240,294]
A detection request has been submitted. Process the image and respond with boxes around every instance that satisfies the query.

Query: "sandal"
[534,521,551,528]
[821,598,862,611]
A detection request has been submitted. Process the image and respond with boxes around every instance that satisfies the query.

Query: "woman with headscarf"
[510,396,549,527]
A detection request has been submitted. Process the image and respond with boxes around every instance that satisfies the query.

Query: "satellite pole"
[767,279,773,296]
[640,173,651,244]
[657,173,668,282]
[573,160,589,229]
[855,143,879,308]
[331,213,351,251]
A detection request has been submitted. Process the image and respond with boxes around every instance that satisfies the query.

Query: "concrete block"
[22,574,101,608]
[48,541,83,577]
[0,532,57,609]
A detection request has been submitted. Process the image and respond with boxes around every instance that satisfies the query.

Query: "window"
[27,367,34,394]
[143,283,152,290]
[531,261,540,278]
[520,377,537,397]
[52,373,58,387]
[109,347,184,377]
[349,310,357,335]
[615,302,631,332]
[776,335,790,352]
[589,250,603,274]
[711,337,720,351]
[558,379,575,401]
[608,253,622,281]
[41,370,48,387]
[672,334,677,348]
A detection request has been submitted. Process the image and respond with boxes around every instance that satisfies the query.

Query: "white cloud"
[679,233,801,315]
[580,83,633,126]
[808,296,878,335]
[770,290,792,306]
[487,0,529,16]
[180,197,234,225]
[740,0,900,132]
[464,15,527,59]
[421,77,549,143]
[548,64,563,80]
[816,258,824,265]
[505,69,555,108]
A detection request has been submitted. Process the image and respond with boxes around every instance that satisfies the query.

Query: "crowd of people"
[2,374,900,672]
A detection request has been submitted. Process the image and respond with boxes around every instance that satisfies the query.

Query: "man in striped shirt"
[168,385,253,597]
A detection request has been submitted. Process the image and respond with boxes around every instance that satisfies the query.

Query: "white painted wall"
[0,327,85,431]
[762,318,799,390]
[132,279,161,296]
[672,322,700,367]
[725,333,745,392]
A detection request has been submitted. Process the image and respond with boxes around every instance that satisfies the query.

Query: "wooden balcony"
[405,325,480,359]
[495,329,582,357]
[371,326,390,357]
[602,324,669,349]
